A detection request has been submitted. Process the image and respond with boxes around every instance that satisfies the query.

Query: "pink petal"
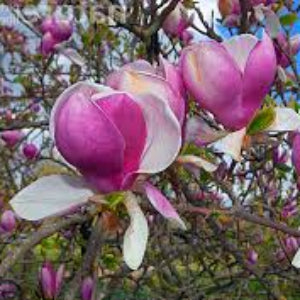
[242,32,277,123]
[106,60,155,89]
[93,92,147,179]
[180,42,243,129]
[222,34,258,73]
[116,70,185,125]
[50,81,112,139]
[132,94,182,175]
[53,85,125,180]
[158,56,186,105]
[144,182,186,230]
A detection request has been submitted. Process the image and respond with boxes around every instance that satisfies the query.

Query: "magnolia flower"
[218,0,275,19]
[39,262,64,300]
[81,277,94,300]
[10,79,185,270]
[275,32,300,68]
[219,0,277,28]
[246,249,258,265]
[272,146,288,165]
[162,2,193,41]
[292,132,300,176]
[180,32,277,131]
[40,16,73,55]
[0,210,16,233]
[1,130,24,147]
[22,143,39,160]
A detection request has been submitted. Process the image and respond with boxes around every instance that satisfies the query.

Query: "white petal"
[264,8,281,38]
[177,155,218,173]
[265,108,300,132]
[292,248,300,268]
[223,34,258,73]
[144,182,186,230]
[123,192,149,270]
[10,175,93,221]
[253,4,265,22]
[277,66,287,83]
[135,94,182,174]
[211,128,246,161]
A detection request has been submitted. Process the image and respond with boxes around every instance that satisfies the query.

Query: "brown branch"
[0,121,49,132]
[146,0,181,37]
[0,212,94,277]
[64,217,105,300]
[232,208,300,237]
[239,0,249,33]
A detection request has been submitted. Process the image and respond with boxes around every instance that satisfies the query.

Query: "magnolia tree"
[1,0,300,299]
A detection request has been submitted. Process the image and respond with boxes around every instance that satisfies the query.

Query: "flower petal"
[92,92,147,175]
[123,192,149,270]
[242,31,277,126]
[180,42,243,130]
[177,155,219,173]
[265,108,300,132]
[222,34,258,73]
[10,175,93,221]
[111,70,185,125]
[211,127,246,161]
[144,182,186,230]
[185,116,228,146]
[133,94,182,174]
[50,81,112,139]
[292,248,300,268]
[158,56,185,97]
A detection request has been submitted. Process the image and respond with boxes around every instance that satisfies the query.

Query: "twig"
[0,212,93,277]
[64,217,105,300]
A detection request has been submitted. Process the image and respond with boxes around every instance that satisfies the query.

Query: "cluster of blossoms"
[218,0,276,27]
[40,15,73,56]
[0,130,39,160]
[39,262,94,300]
[8,2,300,271]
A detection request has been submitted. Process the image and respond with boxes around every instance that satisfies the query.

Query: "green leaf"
[247,107,276,135]
[105,192,125,209]
[280,13,298,27]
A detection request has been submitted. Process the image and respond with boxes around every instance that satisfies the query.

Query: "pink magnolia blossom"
[246,249,258,265]
[218,0,276,27]
[292,132,300,177]
[218,0,275,18]
[275,32,300,68]
[0,210,16,233]
[180,32,277,130]
[22,143,39,160]
[162,2,193,41]
[81,277,94,300]
[1,130,24,147]
[39,262,64,299]
[40,16,73,56]
[51,81,182,193]
[10,66,185,271]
